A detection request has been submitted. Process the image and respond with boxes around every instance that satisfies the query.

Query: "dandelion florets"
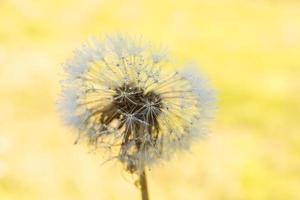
[59,35,215,174]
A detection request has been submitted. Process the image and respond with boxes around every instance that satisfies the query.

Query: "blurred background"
[0,0,299,199]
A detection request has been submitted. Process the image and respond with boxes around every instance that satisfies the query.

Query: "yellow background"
[1,0,299,199]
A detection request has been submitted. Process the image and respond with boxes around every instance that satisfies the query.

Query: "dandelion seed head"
[59,35,215,174]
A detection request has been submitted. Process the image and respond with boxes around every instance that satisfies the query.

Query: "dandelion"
[59,35,215,200]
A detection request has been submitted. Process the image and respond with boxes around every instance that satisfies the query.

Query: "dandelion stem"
[139,169,149,200]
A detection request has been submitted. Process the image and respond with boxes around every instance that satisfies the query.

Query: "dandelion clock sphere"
[58,35,215,200]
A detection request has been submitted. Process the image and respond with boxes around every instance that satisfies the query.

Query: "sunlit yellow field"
[1,0,300,199]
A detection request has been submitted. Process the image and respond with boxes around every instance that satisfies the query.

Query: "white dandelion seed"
[58,35,215,176]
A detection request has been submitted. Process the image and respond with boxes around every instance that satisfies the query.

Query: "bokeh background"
[1,0,300,199]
